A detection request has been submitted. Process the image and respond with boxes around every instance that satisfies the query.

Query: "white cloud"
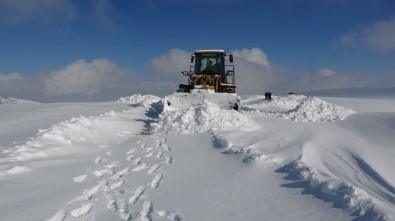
[0,72,22,87]
[232,47,271,67]
[44,59,131,96]
[148,48,191,75]
[0,58,176,102]
[339,16,395,52]
[231,48,283,95]
[0,0,78,24]
[315,68,336,77]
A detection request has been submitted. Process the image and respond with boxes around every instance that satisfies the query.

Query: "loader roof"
[195,49,225,54]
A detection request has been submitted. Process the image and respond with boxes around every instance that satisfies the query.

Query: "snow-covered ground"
[0,93,394,221]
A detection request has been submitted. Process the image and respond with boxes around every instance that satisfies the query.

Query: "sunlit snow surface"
[1,93,395,221]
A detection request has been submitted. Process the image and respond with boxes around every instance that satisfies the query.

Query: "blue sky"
[1,0,395,101]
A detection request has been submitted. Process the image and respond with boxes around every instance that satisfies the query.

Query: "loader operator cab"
[193,51,225,75]
[179,49,236,93]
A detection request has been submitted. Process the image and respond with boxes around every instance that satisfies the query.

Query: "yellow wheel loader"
[164,50,240,112]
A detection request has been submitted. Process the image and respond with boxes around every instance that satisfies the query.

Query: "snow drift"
[244,95,356,122]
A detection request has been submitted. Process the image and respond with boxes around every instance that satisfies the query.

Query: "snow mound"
[285,97,356,122]
[252,96,356,122]
[0,96,38,104]
[117,94,161,107]
[271,95,307,110]
[152,100,258,134]
[243,94,306,110]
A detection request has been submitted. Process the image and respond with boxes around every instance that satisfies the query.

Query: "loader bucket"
[164,90,241,113]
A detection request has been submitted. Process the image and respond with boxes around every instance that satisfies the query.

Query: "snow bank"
[7,115,101,161]
[152,100,258,134]
[243,94,306,110]
[4,110,125,162]
[117,94,161,107]
[285,97,356,122]
[251,96,356,122]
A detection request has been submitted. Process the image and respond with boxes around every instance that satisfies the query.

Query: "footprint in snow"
[157,210,181,221]
[165,155,173,165]
[161,142,172,152]
[70,202,93,218]
[94,156,104,164]
[127,154,134,161]
[145,152,154,158]
[156,151,164,158]
[73,174,88,183]
[117,198,131,220]
[127,148,136,155]
[112,166,132,179]
[150,173,163,188]
[147,164,160,174]
[129,185,145,204]
[79,184,101,201]
[45,208,66,221]
[104,161,120,169]
[105,194,117,212]
[92,168,113,177]
[109,180,124,190]
[132,163,148,172]
[133,157,142,165]
[106,194,131,220]
[140,200,153,221]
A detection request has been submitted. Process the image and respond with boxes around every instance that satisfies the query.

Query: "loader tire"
[215,76,221,93]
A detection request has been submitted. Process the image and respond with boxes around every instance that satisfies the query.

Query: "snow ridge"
[248,96,356,122]
[279,161,389,220]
